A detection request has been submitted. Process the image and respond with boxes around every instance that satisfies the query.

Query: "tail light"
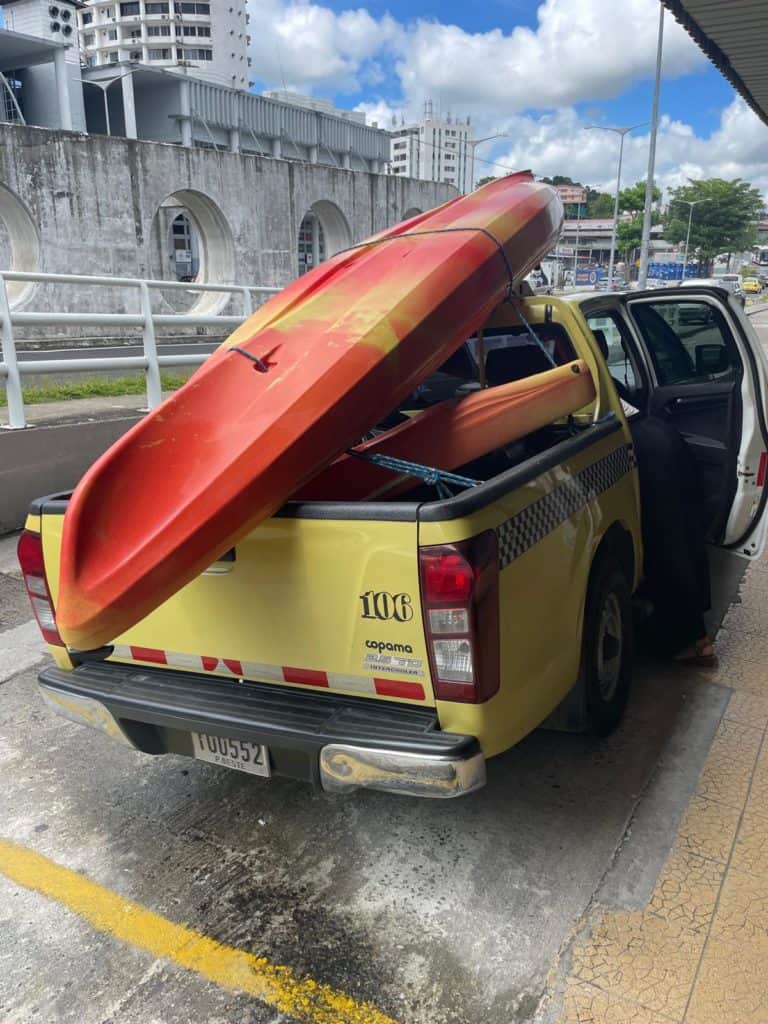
[418,531,499,703]
[17,530,64,647]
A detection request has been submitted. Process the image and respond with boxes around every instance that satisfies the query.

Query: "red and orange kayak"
[295,360,595,501]
[57,172,563,650]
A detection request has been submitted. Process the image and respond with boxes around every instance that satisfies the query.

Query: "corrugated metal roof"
[661,1,768,124]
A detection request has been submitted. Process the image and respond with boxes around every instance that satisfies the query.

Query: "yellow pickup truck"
[19,285,768,798]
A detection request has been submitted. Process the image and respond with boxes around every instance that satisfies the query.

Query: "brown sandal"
[674,637,718,669]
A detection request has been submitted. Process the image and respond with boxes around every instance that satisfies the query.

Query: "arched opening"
[148,189,235,313]
[403,206,423,220]
[297,199,351,275]
[298,211,325,276]
[0,184,41,307]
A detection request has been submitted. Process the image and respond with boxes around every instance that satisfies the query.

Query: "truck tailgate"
[41,505,434,706]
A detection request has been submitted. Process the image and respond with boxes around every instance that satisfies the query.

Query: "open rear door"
[624,288,768,558]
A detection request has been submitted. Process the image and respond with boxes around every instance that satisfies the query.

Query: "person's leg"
[631,417,714,661]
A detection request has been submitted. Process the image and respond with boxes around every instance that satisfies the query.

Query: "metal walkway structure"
[662,1,768,125]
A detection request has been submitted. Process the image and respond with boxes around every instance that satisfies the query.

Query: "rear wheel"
[581,558,633,736]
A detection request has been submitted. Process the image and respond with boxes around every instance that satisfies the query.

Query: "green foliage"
[475,175,498,188]
[618,180,661,216]
[587,193,615,217]
[664,178,764,261]
[616,218,643,256]
[0,373,190,407]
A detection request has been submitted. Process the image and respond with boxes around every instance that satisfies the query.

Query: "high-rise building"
[77,0,251,90]
[390,101,471,192]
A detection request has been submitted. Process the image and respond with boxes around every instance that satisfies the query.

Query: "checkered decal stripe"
[496,444,636,569]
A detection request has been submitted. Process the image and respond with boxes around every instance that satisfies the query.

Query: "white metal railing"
[0,271,280,429]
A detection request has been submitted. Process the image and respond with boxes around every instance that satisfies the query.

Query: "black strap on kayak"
[230,346,269,373]
[514,307,558,369]
[336,226,517,296]
[346,449,481,499]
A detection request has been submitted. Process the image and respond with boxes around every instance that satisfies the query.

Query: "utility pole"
[638,4,664,288]
[585,122,648,289]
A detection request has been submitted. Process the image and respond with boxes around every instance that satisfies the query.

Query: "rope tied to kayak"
[346,449,481,499]
[230,346,269,372]
[336,226,518,297]
[337,227,557,370]
[514,307,558,369]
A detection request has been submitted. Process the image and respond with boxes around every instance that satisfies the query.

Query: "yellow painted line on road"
[0,838,398,1024]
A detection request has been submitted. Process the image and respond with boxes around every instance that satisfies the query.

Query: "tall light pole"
[638,4,664,288]
[674,198,713,278]
[585,122,648,289]
[466,133,509,193]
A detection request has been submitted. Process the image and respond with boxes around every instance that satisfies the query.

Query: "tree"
[618,180,662,217]
[616,218,644,263]
[664,178,764,269]
[588,193,615,217]
[475,175,498,188]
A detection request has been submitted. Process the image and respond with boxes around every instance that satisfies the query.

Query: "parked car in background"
[742,277,763,295]
[680,277,745,308]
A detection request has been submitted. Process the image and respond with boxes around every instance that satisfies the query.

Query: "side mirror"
[695,344,729,375]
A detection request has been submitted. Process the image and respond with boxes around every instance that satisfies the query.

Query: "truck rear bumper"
[38,663,485,799]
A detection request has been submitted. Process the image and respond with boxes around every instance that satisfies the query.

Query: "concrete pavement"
[543,559,768,1024]
[0,529,760,1023]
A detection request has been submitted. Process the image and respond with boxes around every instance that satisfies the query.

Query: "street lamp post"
[466,133,509,193]
[638,3,665,289]
[675,198,713,278]
[584,122,648,289]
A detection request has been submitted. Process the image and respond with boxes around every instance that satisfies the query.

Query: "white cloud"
[247,0,768,198]
[249,0,401,94]
[249,0,704,114]
[395,0,703,119]
[488,99,768,198]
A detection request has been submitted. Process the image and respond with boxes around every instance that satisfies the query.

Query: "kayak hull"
[57,172,563,650]
[295,361,595,501]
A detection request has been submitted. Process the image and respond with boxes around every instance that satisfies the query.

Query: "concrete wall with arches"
[0,123,455,325]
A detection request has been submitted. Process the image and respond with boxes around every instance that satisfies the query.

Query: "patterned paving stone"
[695,720,762,809]
[647,847,722,934]
[724,690,768,729]
[710,867,768,944]
[675,795,742,864]
[730,809,768,877]
[685,934,768,1024]
[571,910,705,1020]
[563,978,674,1024]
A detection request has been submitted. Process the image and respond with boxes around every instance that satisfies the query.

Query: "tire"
[581,557,633,737]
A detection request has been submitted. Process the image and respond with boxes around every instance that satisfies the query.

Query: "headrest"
[591,328,609,361]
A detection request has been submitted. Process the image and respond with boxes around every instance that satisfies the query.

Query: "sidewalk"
[0,393,150,428]
[552,556,768,1023]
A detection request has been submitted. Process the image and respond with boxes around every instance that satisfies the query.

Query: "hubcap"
[597,592,622,701]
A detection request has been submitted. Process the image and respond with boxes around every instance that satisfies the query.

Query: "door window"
[630,300,738,386]
[585,314,640,395]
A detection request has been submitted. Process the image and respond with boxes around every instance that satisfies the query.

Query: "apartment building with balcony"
[77,0,251,90]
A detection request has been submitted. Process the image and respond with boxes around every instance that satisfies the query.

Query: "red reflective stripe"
[223,659,243,675]
[374,678,425,701]
[201,656,219,671]
[130,646,167,665]
[758,452,768,488]
[282,667,329,687]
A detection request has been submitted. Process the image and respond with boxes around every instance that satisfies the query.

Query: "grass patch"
[0,373,190,406]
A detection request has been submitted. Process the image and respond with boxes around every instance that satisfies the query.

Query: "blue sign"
[647,262,698,281]
[575,268,606,287]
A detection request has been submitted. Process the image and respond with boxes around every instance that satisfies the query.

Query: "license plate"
[190,732,271,777]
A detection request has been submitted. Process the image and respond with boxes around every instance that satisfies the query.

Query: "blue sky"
[252,0,768,196]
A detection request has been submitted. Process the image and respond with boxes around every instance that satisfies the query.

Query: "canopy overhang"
[661,1,768,125]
